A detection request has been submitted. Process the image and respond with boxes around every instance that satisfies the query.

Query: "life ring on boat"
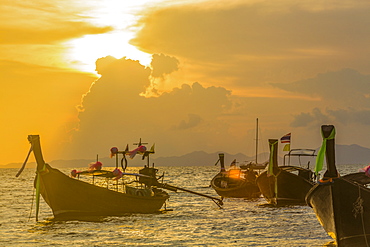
[136,190,145,196]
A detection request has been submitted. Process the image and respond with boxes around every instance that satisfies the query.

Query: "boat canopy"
[283,149,317,167]
[285,149,316,157]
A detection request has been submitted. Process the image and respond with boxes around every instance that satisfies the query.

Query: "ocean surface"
[1,164,367,246]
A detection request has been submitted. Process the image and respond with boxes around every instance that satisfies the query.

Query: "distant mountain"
[2,144,370,169]
[152,150,271,167]
[153,151,251,167]
[1,151,266,169]
[336,144,370,165]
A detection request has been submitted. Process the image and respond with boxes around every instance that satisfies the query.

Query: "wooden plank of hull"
[306,177,370,247]
[37,164,169,219]
[211,173,261,199]
[256,169,314,206]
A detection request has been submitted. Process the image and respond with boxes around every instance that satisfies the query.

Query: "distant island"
[2,144,370,169]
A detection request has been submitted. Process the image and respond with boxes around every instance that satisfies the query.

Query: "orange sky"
[2,0,370,166]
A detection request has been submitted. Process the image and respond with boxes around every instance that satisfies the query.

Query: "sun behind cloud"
[63,0,193,73]
[65,32,152,73]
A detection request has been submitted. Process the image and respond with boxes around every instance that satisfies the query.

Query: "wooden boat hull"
[211,172,261,199]
[256,169,314,206]
[37,164,169,219]
[306,176,370,247]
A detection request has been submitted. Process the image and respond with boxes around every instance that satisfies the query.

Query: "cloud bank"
[273,69,370,127]
[131,1,370,87]
[1,1,113,44]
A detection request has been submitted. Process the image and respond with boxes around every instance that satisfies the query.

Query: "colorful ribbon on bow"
[267,140,278,177]
[314,127,336,175]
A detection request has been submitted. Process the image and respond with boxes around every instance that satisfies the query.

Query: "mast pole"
[255,118,258,164]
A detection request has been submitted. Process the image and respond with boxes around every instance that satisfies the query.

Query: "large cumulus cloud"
[63,56,240,160]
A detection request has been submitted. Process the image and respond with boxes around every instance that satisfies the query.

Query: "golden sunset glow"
[62,0,158,72]
[2,0,370,166]
[65,32,152,72]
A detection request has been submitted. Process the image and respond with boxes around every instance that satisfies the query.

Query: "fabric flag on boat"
[283,144,290,151]
[281,133,291,151]
[280,133,291,143]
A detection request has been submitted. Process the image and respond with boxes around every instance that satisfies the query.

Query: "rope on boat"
[354,183,369,247]
[16,141,37,221]
[28,187,35,222]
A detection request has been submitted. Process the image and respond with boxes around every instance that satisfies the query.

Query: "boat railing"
[73,140,223,207]
[73,169,156,194]
[283,149,317,169]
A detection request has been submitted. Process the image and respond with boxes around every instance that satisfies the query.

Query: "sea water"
[1,164,365,246]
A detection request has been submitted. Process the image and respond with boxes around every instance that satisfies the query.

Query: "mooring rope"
[28,187,35,222]
[354,184,369,247]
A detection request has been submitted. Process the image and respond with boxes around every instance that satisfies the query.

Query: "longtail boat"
[17,135,223,221]
[211,153,263,199]
[306,125,370,246]
[256,139,316,206]
[211,118,267,199]
[16,135,170,220]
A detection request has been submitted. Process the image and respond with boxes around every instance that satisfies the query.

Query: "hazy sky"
[2,0,370,165]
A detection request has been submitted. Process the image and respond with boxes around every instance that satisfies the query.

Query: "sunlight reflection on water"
[1,164,363,246]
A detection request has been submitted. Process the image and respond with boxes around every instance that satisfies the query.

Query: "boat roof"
[76,170,150,178]
[284,149,317,157]
[77,170,115,178]
[283,149,317,167]
[240,161,268,170]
